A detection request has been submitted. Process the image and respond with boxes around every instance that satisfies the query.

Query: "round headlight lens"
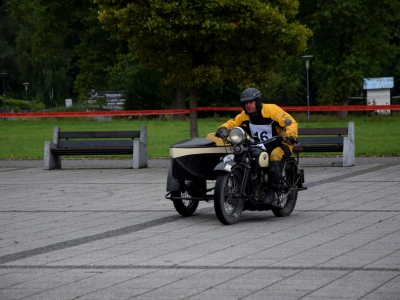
[229,127,246,144]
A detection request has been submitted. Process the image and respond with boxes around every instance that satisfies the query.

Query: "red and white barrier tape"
[1,105,399,118]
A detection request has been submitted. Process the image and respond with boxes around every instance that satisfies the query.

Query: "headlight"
[222,154,235,164]
[229,127,246,144]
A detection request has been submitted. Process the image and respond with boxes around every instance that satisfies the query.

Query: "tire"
[272,159,298,217]
[214,167,245,225]
[172,191,199,216]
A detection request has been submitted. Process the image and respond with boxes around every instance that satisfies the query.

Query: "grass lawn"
[0,113,399,159]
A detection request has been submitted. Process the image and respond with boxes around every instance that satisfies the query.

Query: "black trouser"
[268,143,292,189]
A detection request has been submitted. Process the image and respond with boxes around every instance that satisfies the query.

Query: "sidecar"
[169,135,231,181]
[166,134,231,209]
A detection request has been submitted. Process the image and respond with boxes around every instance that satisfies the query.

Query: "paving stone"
[0,157,399,300]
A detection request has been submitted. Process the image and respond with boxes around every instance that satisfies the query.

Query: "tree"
[198,79,241,108]
[10,0,75,106]
[299,0,400,117]
[261,56,306,106]
[95,0,311,137]
[0,0,20,100]
[122,60,169,110]
[73,1,129,100]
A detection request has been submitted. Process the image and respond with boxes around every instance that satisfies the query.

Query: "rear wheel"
[272,159,298,217]
[214,168,244,225]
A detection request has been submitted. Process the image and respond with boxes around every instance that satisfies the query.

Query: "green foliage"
[2,0,400,114]
[197,80,241,107]
[96,0,311,89]
[0,1,17,80]
[2,97,45,111]
[122,60,170,110]
[299,0,400,105]
[262,56,306,106]
[73,2,129,100]
[9,0,75,106]
[4,98,27,111]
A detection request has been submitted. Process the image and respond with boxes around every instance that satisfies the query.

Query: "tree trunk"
[172,86,186,120]
[337,98,349,119]
[189,87,198,138]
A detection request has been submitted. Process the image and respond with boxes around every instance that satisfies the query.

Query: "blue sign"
[363,77,394,90]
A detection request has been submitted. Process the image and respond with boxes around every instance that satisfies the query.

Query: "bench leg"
[43,142,61,170]
[343,121,355,167]
[132,125,148,169]
[133,140,148,169]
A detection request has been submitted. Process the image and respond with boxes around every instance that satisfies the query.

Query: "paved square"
[0,157,399,299]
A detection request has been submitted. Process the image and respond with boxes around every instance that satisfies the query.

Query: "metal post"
[301,56,313,123]
[23,83,29,112]
[0,72,7,112]
[306,63,310,123]
[25,87,27,111]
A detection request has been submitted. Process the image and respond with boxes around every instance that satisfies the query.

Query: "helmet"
[240,88,263,112]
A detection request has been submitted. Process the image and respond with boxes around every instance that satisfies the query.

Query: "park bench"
[43,125,148,170]
[293,121,355,167]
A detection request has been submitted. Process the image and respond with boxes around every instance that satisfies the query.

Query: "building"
[363,77,394,114]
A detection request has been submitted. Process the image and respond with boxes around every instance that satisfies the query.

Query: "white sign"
[65,99,72,107]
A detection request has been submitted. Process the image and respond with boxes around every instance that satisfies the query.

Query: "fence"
[1,105,400,118]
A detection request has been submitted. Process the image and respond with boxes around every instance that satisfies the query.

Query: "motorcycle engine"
[250,170,267,202]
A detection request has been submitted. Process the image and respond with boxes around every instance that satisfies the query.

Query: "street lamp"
[0,72,7,112]
[301,55,313,123]
[23,83,29,112]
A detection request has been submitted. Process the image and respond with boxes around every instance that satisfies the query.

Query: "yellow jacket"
[219,104,298,141]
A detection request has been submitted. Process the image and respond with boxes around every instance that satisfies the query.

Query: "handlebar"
[250,136,282,146]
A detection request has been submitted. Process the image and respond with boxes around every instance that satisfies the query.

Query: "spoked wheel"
[172,190,199,216]
[214,167,244,225]
[272,159,298,217]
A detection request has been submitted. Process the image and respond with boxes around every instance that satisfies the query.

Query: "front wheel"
[272,159,298,217]
[214,168,244,225]
[171,191,199,216]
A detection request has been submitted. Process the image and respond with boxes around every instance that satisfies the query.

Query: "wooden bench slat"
[298,128,348,135]
[50,147,133,155]
[57,140,133,148]
[297,145,343,152]
[297,137,344,145]
[292,145,303,152]
[58,131,140,139]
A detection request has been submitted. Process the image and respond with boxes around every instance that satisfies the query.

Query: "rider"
[216,87,298,205]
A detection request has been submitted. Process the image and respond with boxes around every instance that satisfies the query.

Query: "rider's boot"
[263,161,284,206]
[263,188,278,205]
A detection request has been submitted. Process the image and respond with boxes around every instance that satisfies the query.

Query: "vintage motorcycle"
[165,119,305,225]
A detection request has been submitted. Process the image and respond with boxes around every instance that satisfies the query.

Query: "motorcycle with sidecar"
[165,119,306,225]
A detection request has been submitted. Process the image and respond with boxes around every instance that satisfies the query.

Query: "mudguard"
[213,161,237,173]
[166,168,181,192]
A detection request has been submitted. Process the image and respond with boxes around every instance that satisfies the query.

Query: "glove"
[215,127,229,138]
[284,137,295,145]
